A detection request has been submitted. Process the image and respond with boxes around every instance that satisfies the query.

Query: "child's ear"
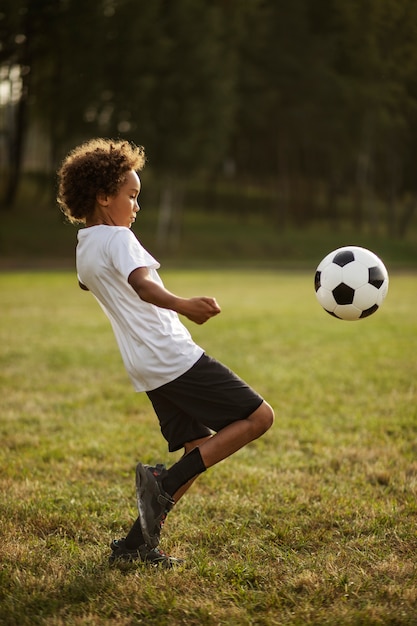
[96,191,109,207]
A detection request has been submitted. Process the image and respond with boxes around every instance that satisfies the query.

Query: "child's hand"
[181,297,221,324]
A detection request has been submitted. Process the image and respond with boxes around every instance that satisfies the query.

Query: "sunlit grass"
[1,270,417,625]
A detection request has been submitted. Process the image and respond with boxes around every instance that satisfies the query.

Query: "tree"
[0,0,36,208]
[232,0,347,225]
[2,0,417,240]
[101,0,239,249]
[331,0,417,235]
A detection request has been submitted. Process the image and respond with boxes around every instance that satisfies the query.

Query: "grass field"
[1,269,417,625]
[2,199,417,271]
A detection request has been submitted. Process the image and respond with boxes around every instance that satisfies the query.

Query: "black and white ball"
[314,246,389,320]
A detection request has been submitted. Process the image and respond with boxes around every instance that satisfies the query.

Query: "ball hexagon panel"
[342,261,369,289]
[315,286,337,312]
[353,283,379,310]
[350,246,380,266]
[320,263,343,291]
[333,303,362,320]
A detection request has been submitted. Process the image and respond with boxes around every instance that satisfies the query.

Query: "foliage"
[1,0,417,236]
[1,270,417,624]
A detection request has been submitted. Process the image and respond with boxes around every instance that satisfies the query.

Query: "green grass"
[1,199,417,270]
[1,270,417,625]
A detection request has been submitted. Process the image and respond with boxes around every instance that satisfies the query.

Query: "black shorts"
[146,353,264,452]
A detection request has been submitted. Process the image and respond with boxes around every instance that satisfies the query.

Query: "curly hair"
[57,138,146,224]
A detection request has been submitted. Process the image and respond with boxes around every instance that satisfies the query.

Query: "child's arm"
[128,267,221,325]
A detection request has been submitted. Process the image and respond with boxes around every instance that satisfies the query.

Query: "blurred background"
[1,0,417,268]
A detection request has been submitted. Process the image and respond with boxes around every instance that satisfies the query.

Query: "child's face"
[104,169,141,228]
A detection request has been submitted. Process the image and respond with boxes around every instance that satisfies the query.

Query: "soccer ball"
[314,246,389,320]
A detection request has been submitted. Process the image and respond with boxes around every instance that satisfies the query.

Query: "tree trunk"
[0,8,33,210]
[156,180,184,252]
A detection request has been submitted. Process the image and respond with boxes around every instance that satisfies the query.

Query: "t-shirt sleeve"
[109,228,160,279]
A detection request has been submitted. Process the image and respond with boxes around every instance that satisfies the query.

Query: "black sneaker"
[142,465,172,532]
[108,538,183,569]
[135,462,175,548]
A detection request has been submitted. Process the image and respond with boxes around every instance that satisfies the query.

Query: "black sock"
[124,516,145,550]
[162,446,206,497]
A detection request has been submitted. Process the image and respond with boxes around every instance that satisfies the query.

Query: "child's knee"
[261,402,275,431]
[251,401,274,435]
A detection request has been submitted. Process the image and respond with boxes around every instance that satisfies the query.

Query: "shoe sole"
[109,538,184,569]
[109,553,183,569]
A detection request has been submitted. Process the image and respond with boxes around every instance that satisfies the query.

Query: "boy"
[57,138,274,568]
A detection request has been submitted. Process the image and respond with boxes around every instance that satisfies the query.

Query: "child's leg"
[169,402,274,501]
[164,401,274,500]
[172,435,213,502]
[132,402,273,549]
[198,401,274,468]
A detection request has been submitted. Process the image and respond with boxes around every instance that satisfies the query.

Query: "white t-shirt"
[76,225,203,391]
